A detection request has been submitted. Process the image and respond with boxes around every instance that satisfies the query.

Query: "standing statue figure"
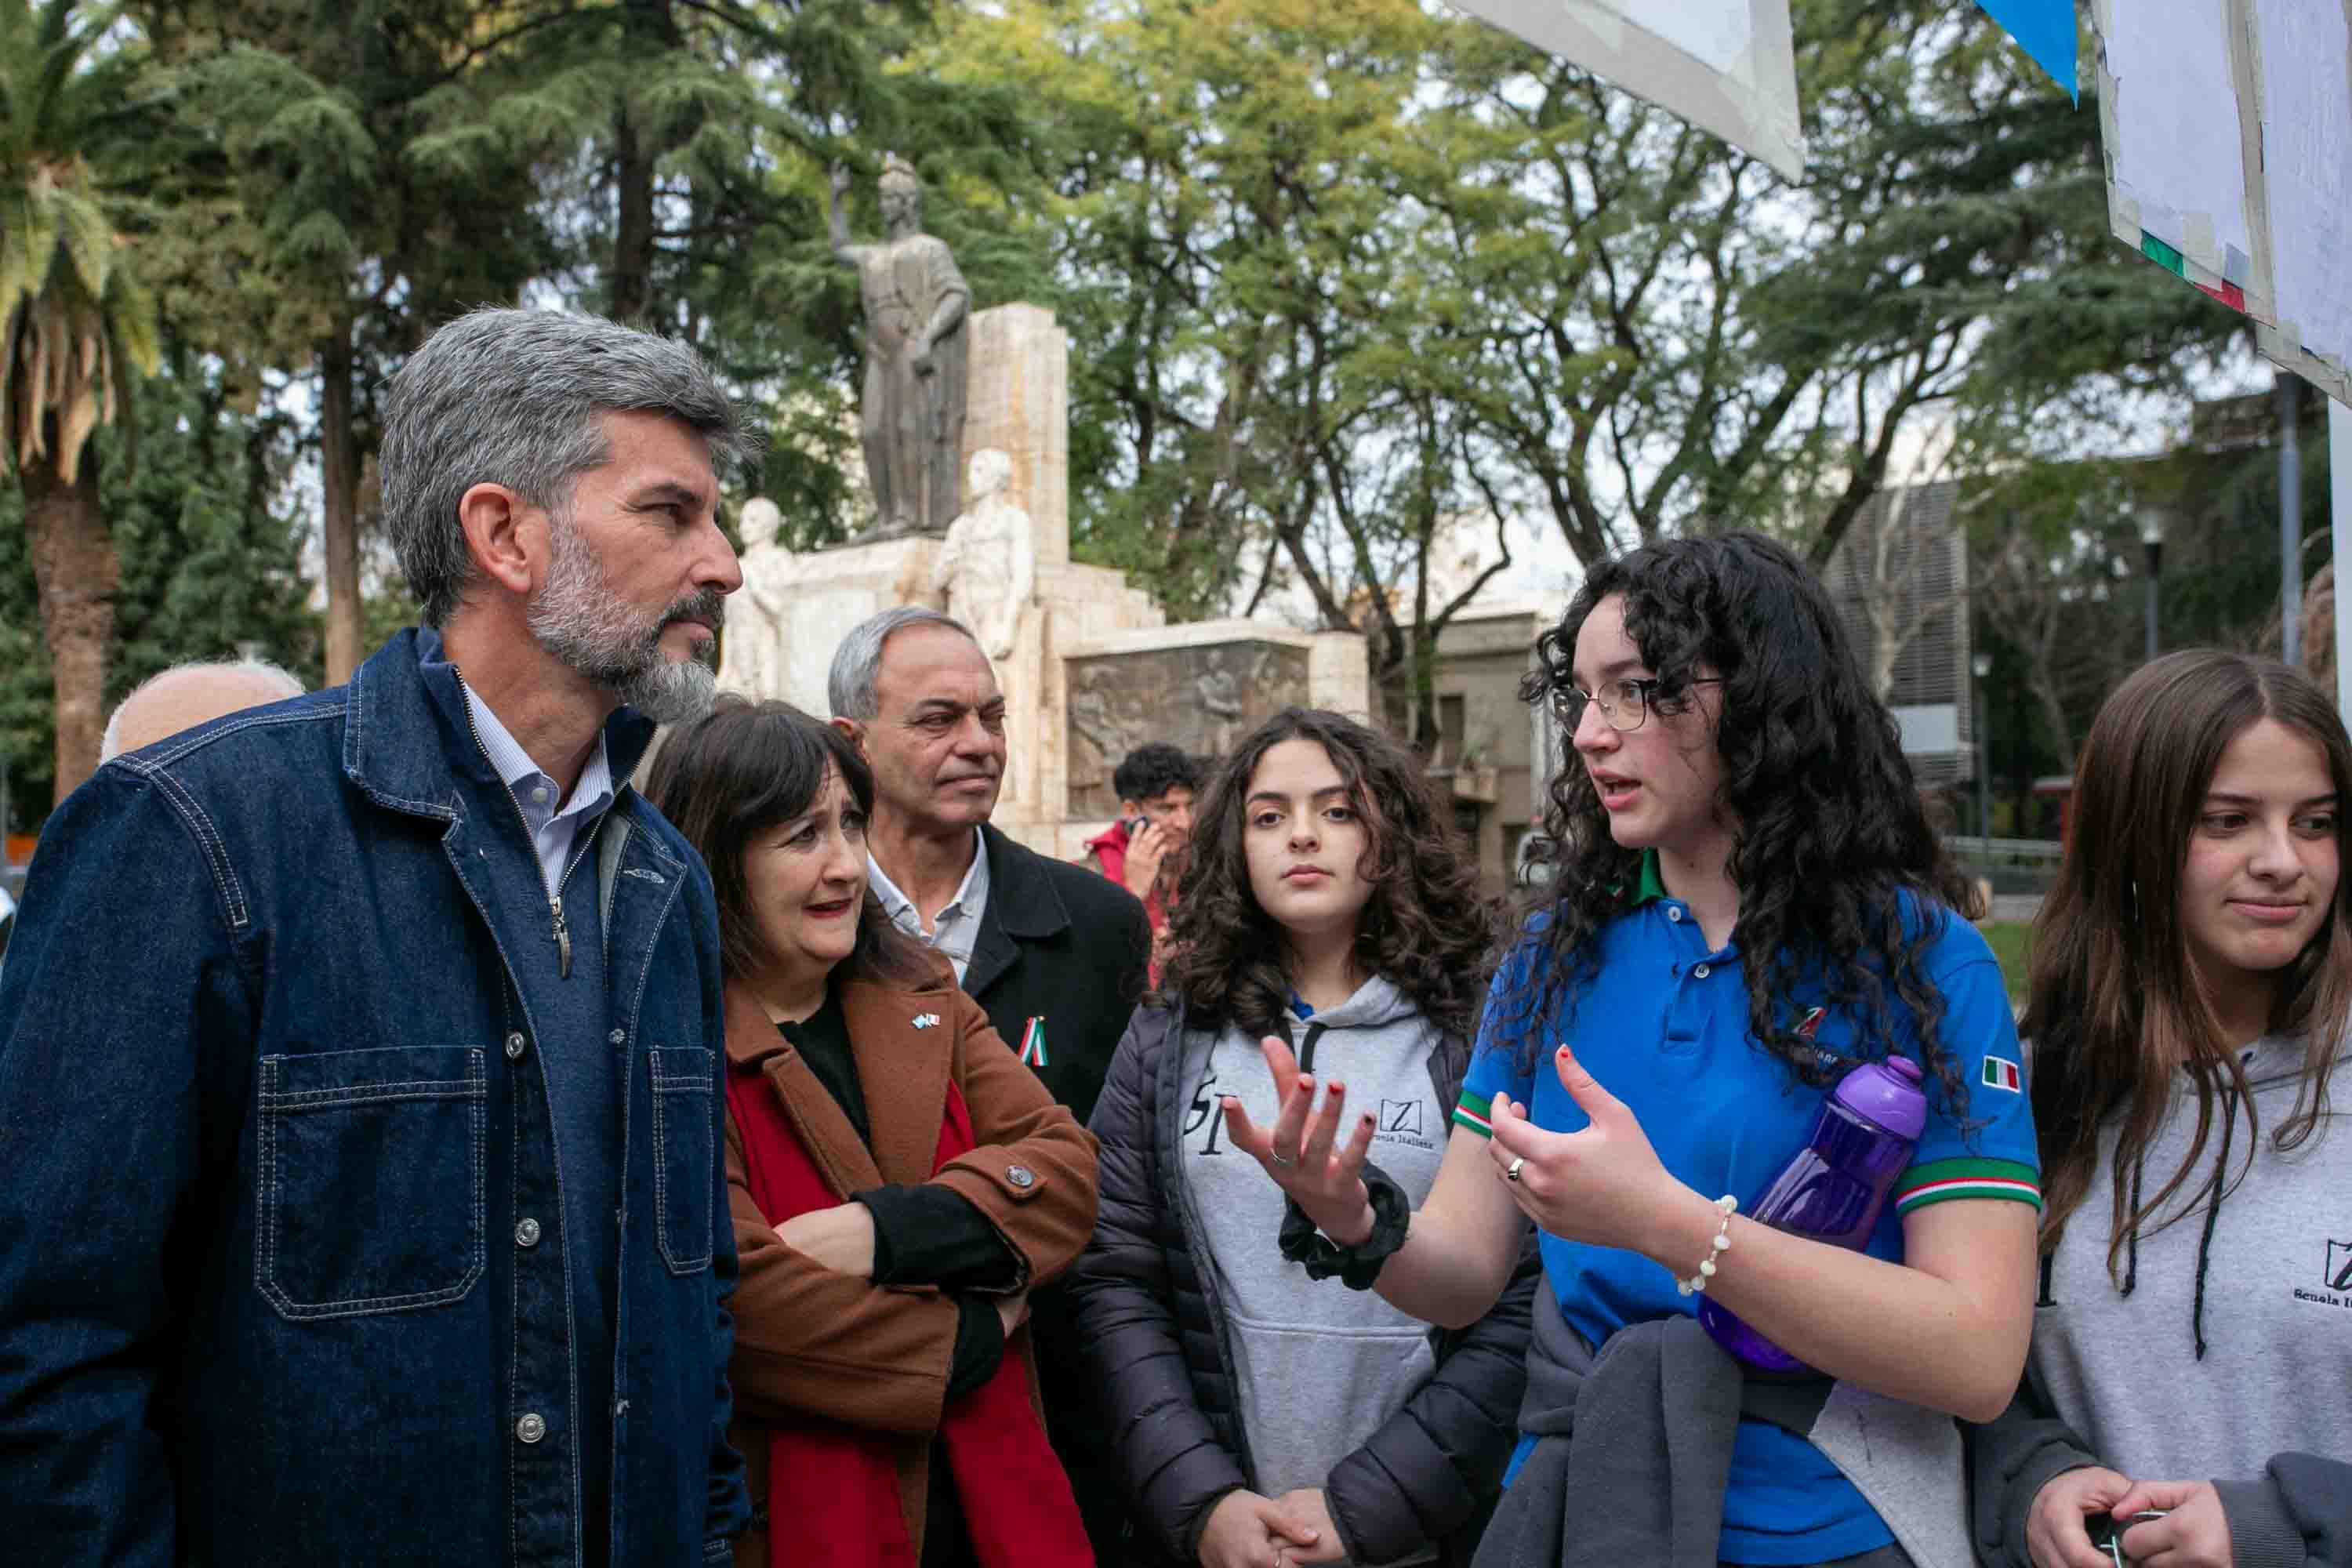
[829,154,971,534]
[932,448,1036,661]
[717,497,795,699]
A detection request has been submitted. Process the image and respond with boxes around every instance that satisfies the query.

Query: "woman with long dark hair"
[1073,708,1534,1568]
[645,699,1098,1568]
[1971,652,2352,1568]
[1224,533,2042,1568]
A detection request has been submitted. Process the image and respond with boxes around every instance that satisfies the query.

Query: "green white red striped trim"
[1453,1091,1495,1138]
[1894,1158,2042,1216]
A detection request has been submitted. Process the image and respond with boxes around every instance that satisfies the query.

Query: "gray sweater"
[1969,1036,2352,1567]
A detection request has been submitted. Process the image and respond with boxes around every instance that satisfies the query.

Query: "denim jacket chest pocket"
[255,1044,487,1320]
[648,1046,715,1275]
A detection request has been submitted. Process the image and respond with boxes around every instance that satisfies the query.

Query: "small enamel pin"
[911,1013,942,1029]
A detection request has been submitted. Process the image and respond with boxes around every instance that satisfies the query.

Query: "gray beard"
[528,521,724,726]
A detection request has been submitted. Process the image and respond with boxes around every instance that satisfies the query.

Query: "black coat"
[958,822,1153,1559]
[1071,1001,1540,1568]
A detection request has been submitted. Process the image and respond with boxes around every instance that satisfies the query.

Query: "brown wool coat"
[721,963,1099,1566]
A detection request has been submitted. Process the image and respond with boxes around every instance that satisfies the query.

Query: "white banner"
[1448,0,1806,180]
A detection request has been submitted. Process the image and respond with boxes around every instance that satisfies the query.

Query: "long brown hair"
[644,696,936,989]
[1157,707,1500,1042]
[2027,650,2352,1276]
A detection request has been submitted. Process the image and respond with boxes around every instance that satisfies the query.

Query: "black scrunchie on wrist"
[1277,1162,1410,1290]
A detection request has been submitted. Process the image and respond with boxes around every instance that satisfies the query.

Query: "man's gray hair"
[380,307,755,626]
[100,657,306,761]
[827,606,981,720]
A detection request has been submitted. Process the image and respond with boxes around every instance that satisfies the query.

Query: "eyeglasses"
[1552,677,1723,734]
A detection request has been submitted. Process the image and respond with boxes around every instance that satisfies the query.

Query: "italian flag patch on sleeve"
[1452,1091,1495,1138]
[1894,1158,2042,1216]
[1980,1055,2022,1092]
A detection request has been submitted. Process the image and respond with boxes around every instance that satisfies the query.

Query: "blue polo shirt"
[1457,856,2040,1565]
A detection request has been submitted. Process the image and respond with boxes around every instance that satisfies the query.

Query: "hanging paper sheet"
[2090,0,2351,402]
[1449,0,1807,180]
[1975,0,2081,99]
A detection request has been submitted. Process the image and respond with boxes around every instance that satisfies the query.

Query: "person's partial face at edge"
[526,408,742,722]
[855,624,1007,835]
[1130,785,1196,850]
[742,764,869,985]
[2177,717,2341,1021]
[1568,592,1730,863]
[1243,739,1375,943]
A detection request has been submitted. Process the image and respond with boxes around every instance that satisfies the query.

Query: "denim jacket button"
[515,1413,546,1444]
[515,1218,541,1248]
[505,1032,527,1061]
[608,1029,625,1046]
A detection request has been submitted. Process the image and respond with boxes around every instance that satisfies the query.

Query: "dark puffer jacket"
[1071,1002,1539,1567]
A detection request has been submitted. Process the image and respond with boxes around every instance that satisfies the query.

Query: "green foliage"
[0,354,314,826]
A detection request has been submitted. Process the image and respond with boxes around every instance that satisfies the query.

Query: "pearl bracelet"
[1675,1195,1738,1296]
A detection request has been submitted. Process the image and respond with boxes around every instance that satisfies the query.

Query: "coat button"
[505,1032,527,1061]
[1005,1165,1035,1190]
[515,1218,541,1248]
[516,1413,546,1444]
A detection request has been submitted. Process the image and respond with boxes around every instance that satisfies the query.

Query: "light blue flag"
[1976,0,2079,101]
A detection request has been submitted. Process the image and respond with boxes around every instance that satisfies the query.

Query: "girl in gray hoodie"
[1972,651,2352,1568]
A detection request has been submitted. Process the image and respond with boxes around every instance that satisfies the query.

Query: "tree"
[0,350,314,826]
[0,0,162,801]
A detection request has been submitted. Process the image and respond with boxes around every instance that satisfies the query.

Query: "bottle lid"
[1832,1055,1926,1140]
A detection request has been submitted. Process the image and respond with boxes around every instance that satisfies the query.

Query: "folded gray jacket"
[1476,1277,1972,1568]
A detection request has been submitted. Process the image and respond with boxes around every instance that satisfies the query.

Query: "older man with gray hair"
[829,603,1150,1559]
[98,658,307,761]
[0,308,753,1568]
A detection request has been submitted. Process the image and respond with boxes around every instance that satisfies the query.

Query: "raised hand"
[2024,1465,2131,1568]
[1486,1044,1682,1251]
[1122,820,1171,899]
[1220,1035,1380,1245]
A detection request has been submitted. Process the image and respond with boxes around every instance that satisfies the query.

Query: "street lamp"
[1971,651,1994,844]
[2140,504,2166,664]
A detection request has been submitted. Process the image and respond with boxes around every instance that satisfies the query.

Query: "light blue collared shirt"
[866,834,991,982]
[459,682,615,898]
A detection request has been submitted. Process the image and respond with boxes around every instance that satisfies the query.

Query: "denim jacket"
[0,630,749,1567]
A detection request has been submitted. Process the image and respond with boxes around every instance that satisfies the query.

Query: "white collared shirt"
[866,834,991,982]
[459,682,615,899]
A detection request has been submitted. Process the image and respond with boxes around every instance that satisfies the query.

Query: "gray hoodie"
[1971,1035,2352,1567]
[1176,975,1450,1563]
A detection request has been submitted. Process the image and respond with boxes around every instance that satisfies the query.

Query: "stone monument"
[717,497,795,701]
[829,154,970,534]
[932,448,1036,661]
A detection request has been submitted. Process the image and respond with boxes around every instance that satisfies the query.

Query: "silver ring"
[1269,1152,1295,1167]
[1505,1156,1526,1183]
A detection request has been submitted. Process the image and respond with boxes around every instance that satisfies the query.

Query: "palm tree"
[1,0,158,802]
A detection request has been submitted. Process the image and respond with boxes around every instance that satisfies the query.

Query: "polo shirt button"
[515,1218,541,1248]
[505,1032,527,1060]
[1693,964,1711,979]
[516,1413,546,1444]
[1667,906,1683,922]
[1005,1165,1036,1190]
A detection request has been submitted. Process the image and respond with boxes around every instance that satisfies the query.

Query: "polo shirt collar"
[1617,848,1666,907]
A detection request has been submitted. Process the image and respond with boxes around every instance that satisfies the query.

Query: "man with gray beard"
[0,308,754,1567]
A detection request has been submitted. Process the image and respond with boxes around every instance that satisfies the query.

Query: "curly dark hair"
[1112,742,1200,804]
[1157,707,1500,1042]
[643,695,935,989]
[1508,532,1980,1117]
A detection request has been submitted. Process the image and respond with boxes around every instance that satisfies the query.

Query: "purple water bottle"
[1697,1056,1926,1373]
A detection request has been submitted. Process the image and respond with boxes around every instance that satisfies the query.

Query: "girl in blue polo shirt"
[1222,532,2041,1568]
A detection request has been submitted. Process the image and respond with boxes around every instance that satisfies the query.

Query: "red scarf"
[724,1060,1093,1568]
